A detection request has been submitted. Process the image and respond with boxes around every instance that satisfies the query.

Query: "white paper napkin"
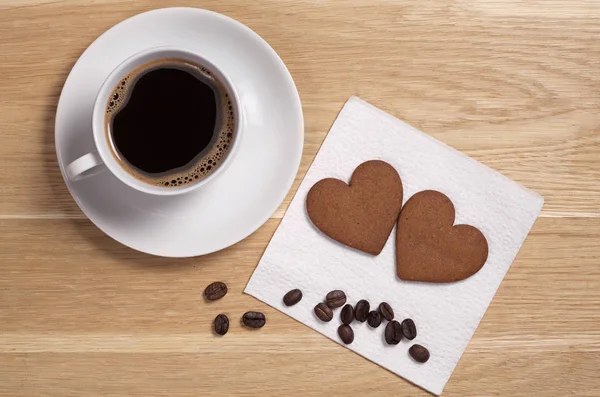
[245,96,543,395]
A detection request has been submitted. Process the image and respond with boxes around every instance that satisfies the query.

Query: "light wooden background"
[1,0,599,396]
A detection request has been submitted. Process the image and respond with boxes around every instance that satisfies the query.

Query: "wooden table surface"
[1,0,599,396]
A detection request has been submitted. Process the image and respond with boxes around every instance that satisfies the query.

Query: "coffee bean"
[401,318,417,340]
[204,281,227,301]
[214,314,229,336]
[409,344,430,363]
[378,302,394,321]
[367,310,382,328]
[385,320,403,345]
[283,289,303,306]
[314,302,333,322]
[325,290,347,308]
[340,304,355,325]
[338,324,354,345]
[242,311,266,328]
[354,300,370,322]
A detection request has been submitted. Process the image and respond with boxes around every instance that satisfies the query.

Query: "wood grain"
[0,0,599,396]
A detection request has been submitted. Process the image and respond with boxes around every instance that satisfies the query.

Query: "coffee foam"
[105,58,236,187]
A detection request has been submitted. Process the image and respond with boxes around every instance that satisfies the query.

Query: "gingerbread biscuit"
[396,190,488,283]
[306,160,403,255]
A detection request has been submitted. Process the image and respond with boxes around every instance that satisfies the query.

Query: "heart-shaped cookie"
[396,190,488,282]
[306,160,403,255]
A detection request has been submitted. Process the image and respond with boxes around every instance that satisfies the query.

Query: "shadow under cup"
[93,47,243,196]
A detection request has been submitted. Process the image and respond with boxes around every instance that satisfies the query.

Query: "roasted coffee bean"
[204,281,228,301]
[354,300,370,322]
[242,311,266,328]
[214,314,229,336]
[401,318,417,340]
[325,290,347,308]
[340,304,355,325]
[338,324,354,345]
[283,289,303,306]
[385,320,403,345]
[367,310,382,328]
[314,303,334,322]
[409,344,430,363]
[378,302,394,321]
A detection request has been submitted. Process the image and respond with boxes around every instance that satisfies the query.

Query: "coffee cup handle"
[66,152,104,181]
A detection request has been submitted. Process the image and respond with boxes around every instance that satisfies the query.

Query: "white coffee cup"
[66,46,243,196]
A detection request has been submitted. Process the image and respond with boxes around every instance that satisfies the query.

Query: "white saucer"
[55,8,304,257]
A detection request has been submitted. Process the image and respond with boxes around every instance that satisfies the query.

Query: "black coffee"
[105,58,235,187]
